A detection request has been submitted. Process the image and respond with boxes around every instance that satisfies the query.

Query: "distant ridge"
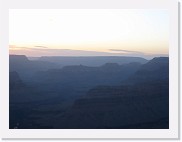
[9,54,29,62]
[39,56,148,66]
[9,56,169,129]
[125,57,169,84]
[9,55,58,80]
[52,57,169,129]
[140,57,168,70]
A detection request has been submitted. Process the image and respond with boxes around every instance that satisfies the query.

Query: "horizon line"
[9,54,169,60]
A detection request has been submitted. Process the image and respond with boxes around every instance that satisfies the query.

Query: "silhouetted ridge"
[101,63,119,67]
[61,65,95,72]
[39,56,148,66]
[9,55,29,62]
[33,62,142,85]
[53,57,169,129]
[141,57,169,71]
[125,57,169,84]
[53,81,169,129]
[9,55,59,80]
[9,56,169,129]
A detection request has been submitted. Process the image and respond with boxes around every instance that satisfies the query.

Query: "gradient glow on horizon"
[9,9,169,58]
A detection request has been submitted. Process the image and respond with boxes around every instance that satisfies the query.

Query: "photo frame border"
[0,0,179,139]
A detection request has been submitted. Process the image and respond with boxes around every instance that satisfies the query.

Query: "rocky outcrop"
[53,81,168,129]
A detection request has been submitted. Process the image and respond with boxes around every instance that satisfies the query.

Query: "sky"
[9,9,169,59]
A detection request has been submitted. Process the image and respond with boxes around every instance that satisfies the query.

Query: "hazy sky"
[9,9,169,58]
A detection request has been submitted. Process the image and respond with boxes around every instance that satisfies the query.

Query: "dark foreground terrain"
[9,55,169,129]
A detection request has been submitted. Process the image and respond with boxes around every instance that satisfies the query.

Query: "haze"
[9,9,169,59]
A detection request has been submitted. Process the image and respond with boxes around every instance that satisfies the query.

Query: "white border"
[0,0,179,139]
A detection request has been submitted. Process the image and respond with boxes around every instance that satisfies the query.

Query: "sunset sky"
[9,9,169,58]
